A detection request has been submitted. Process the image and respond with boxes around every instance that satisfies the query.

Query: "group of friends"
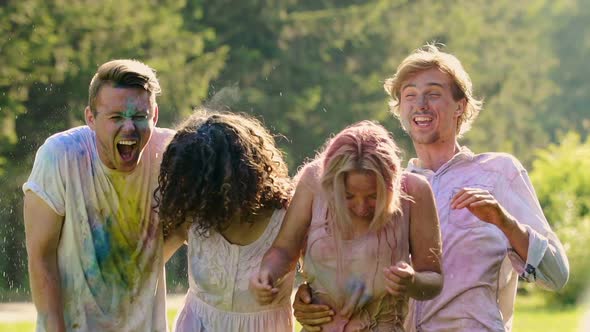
[23,45,569,332]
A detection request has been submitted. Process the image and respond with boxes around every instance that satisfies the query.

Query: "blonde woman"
[251,121,443,331]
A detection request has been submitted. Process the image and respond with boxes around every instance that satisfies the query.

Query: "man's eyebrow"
[401,83,416,91]
[402,82,445,90]
[426,82,445,88]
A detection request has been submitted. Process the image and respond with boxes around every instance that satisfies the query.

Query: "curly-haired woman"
[251,121,443,331]
[157,109,294,331]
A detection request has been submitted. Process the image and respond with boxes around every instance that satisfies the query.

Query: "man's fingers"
[292,283,334,328]
[462,194,494,208]
[452,192,478,209]
[469,199,495,208]
[293,301,332,313]
[451,188,491,208]
[302,324,322,332]
[295,283,312,304]
[296,314,333,326]
[450,188,470,205]
[294,308,334,319]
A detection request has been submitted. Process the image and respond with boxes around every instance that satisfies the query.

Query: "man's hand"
[450,187,511,228]
[293,283,333,331]
[451,187,530,261]
[383,261,415,297]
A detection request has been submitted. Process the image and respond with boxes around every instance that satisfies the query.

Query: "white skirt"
[174,293,294,332]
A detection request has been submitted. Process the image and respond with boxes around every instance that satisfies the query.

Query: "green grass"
[1,293,585,332]
[0,321,35,332]
[512,292,584,332]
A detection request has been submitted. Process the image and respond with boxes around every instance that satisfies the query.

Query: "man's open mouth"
[413,115,433,127]
[117,140,138,161]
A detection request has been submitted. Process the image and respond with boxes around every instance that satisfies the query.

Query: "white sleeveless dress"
[174,208,295,332]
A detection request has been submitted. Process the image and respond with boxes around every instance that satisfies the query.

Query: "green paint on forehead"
[121,98,151,119]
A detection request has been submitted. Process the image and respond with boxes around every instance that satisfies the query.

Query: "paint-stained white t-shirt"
[23,125,174,332]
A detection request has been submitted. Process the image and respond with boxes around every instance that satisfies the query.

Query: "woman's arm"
[406,173,443,300]
[251,178,314,304]
[163,222,189,263]
[384,173,443,300]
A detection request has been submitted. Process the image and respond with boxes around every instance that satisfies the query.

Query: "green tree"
[544,0,590,141]
[0,0,227,299]
[530,132,590,305]
[195,0,561,170]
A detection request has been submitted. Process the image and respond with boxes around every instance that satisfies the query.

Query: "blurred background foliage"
[1,0,588,306]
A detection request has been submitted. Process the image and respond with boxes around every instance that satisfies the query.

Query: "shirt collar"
[406,146,474,176]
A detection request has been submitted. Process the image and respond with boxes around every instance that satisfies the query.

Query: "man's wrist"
[495,207,516,232]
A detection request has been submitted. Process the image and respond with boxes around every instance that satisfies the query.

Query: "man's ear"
[455,98,467,117]
[85,106,96,129]
[153,104,159,125]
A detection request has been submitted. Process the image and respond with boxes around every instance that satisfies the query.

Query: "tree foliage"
[0,0,227,299]
[0,0,589,303]
[530,132,590,305]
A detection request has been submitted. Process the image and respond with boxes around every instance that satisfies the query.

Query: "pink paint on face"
[344,171,377,221]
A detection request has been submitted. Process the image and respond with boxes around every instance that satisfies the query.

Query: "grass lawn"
[512,292,584,332]
[1,292,585,331]
[0,321,35,332]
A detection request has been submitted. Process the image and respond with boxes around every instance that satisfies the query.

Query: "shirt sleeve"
[503,167,569,290]
[22,138,67,216]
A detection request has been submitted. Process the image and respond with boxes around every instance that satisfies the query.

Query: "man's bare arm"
[24,191,66,332]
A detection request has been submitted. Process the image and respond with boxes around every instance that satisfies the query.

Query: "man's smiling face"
[85,83,158,172]
[399,68,464,146]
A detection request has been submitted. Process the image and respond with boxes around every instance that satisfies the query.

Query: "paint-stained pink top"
[298,160,411,332]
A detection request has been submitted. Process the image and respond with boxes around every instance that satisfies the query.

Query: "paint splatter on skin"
[114,99,152,124]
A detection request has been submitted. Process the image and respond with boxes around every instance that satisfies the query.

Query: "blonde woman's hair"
[320,120,404,235]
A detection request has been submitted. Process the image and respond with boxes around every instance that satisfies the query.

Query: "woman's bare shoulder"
[403,172,431,197]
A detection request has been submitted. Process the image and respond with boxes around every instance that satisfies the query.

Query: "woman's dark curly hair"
[156,109,292,238]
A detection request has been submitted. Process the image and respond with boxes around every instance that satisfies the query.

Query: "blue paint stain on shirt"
[92,217,112,265]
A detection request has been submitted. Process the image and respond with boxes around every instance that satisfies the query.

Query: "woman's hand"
[383,261,416,297]
[249,269,279,305]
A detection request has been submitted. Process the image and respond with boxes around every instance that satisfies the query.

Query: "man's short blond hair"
[383,45,483,137]
[88,59,161,113]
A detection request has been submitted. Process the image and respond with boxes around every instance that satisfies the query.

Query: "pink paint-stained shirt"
[404,147,569,332]
[299,161,411,332]
[23,126,175,332]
